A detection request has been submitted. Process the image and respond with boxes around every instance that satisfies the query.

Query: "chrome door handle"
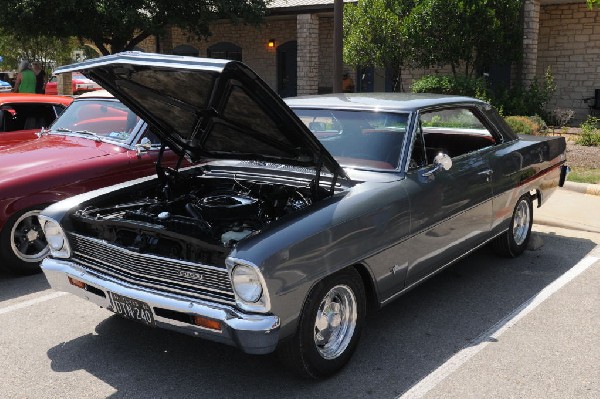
[478,169,493,182]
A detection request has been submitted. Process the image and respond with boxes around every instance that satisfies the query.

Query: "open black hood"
[55,52,346,179]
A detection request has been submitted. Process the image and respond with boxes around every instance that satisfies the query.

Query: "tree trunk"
[93,39,111,56]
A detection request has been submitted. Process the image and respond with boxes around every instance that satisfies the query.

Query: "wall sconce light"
[268,39,276,48]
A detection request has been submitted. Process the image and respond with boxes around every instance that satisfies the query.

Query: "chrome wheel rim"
[10,210,49,262]
[512,199,531,246]
[313,284,357,360]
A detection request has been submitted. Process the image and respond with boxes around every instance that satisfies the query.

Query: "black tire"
[493,195,533,258]
[278,267,366,379]
[0,207,48,275]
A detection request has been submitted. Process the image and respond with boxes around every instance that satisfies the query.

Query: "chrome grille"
[69,233,235,305]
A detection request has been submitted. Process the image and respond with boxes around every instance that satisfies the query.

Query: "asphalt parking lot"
[1,223,599,399]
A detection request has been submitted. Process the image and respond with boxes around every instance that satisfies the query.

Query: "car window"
[138,129,161,146]
[413,108,496,167]
[293,109,409,170]
[0,103,60,132]
[51,99,140,141]
[53,104,67,118]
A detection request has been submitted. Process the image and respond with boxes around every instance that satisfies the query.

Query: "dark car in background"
[0,90,183,275]
[39,53,567,378]
[0,93,73,148]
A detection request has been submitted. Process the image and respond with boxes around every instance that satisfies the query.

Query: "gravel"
[565,140,600,169]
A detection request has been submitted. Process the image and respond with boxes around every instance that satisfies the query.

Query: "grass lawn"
[567,167,600,184]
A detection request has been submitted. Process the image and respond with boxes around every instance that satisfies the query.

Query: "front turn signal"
[192,316,222,331]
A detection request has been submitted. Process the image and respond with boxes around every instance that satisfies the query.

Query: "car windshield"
[72,73,89,81]
[293,109,409,170]
[50,99,140,142]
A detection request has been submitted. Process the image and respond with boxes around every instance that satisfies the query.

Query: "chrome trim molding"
[226,257,272,313]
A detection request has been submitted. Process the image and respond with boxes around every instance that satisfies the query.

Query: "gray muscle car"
[40,52,568,378]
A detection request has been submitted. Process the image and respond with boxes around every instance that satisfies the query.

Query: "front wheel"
[278,268,366,378]
[0,207,48,275]
[493,195,533,257]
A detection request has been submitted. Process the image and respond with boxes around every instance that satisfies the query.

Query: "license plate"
[109,292,155,326]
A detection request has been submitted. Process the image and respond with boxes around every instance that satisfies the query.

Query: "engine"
[72,175,314,264]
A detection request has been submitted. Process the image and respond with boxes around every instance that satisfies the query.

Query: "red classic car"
[0,90,182,275]
[0,93,73,148]
[44,72,102,95]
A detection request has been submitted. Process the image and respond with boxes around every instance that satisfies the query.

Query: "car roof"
[284,93,487,112]
[0,93,73,105]
[77,89,114,99]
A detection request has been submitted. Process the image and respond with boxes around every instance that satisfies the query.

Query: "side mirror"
[422,152,452,177]
[135,137,153,157]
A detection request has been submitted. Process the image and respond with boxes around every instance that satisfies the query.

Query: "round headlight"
[232,264,263,303]
[39,216,71,258]
[44,220,64,250]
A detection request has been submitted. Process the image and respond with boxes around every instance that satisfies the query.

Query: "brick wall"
[297,14,320,95]
[319,17,334,93]
[523,0,541,85]
[150,17,298,90]
[538,3,600,123]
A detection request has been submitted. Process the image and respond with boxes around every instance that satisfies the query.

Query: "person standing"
[32,61,46,94]
[342,72,355,93]
[13,61,36,93]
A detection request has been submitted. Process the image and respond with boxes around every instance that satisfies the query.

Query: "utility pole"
[333,0,343,93]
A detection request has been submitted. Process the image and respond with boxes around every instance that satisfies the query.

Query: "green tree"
[343,0,415,91]
[404,0,522,77]
[588,0,599,9]
[0,0,269,56]
[0,28,81,71]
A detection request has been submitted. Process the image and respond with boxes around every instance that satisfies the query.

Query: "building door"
[277,41,297,98]
[356,66,374,92]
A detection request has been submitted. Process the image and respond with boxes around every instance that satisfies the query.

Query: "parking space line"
[398,255,599,399]
[0,292,67,316]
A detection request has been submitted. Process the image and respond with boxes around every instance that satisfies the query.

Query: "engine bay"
[71,168,323,264]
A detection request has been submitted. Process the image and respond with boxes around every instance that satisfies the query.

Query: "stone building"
[136,0,599,123]
[139,0,343,97]
[534,1,600,122]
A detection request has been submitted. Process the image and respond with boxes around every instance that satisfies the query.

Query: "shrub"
[527,115,548,135]
[505,116,547,136]
[576,116,600,146]
[491,69,555,119]
[411,75,489,99]
[412,68,556,121]
[550,108,575,128]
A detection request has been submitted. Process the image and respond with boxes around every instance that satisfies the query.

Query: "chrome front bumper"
[42,258,280,355]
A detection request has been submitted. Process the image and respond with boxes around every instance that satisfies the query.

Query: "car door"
[404,107,497,286]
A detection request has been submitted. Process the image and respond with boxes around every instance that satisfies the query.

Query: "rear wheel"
[278,268,366,378]
[0,207,48,275]
[493,195,533,257]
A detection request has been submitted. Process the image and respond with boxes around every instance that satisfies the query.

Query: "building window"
[207,42,242,62]
[172,44,200,57]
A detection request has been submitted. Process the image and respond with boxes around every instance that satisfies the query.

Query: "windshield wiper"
[54,127,72,132]
[74,130,102,141]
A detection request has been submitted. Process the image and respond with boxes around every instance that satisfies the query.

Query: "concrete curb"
[533,218,600,234]
[563,181,600,197]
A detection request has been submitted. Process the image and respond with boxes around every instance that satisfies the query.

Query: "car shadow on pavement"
[45,231,597,399]
[0,272,50,303]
